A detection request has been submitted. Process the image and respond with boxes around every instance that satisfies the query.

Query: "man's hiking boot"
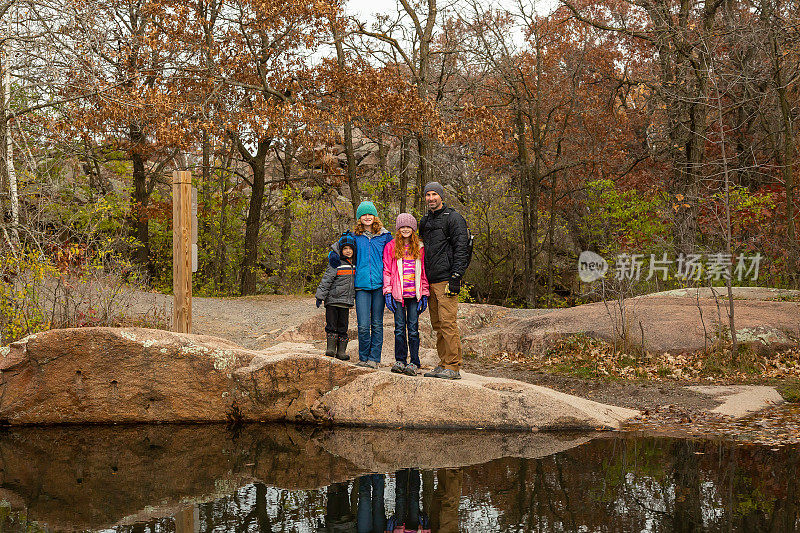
[365,360,378,369]
[356,360,369,367]
[436,368,461,380]
[335,336,350,361]
[423,366,444,378]
[391,361,407,374]
[325,333,337,357]
[404,363,419,376]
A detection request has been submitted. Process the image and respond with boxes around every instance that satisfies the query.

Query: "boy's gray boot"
[325,333,337,357]
[335,336,350,360]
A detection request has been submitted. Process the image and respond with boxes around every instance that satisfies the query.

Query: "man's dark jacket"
[419,204,470,284]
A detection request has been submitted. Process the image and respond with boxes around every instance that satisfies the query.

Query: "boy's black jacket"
[315,257,356,308]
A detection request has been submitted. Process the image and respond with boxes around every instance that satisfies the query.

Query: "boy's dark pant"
[325,305,349,337]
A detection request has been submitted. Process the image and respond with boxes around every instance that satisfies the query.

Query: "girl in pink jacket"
[383,213,430,376]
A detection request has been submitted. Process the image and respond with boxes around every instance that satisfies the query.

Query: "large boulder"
[0,327,638,429]
[0,328,255,424]
[0,329,368,425]
[317,371,636,430]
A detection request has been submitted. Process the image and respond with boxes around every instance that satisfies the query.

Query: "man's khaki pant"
[430,468,462,533]
[428,281,462,371]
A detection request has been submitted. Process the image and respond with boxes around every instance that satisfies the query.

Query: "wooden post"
[174,505,199,533]
[173,171,192,333]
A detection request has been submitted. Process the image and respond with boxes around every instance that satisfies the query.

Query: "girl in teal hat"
[330,200,392,367]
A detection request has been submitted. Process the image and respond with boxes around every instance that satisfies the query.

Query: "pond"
[0,424,797,532]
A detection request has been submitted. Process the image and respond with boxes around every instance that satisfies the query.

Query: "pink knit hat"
[395,212,418,231]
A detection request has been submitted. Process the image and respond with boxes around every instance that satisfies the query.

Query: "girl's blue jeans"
[394,297,420,367]
[355,288,385,362]
[357,474,386,533]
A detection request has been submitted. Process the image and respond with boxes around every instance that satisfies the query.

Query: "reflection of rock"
[0,424,596,530]
[0,424,344,530]
[0,328,638,430]
[315,427,595,472]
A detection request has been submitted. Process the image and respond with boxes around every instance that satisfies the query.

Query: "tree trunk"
[671,441,703,532]
[344,121,359,218]
[378,130,388,176]
[279,185,292,278]
[529,158,541,308]
[1,49,17,246]
[416,135,432,214]
[200,130,211,278]
[237,138,271,296]
[644,0,716,258]
[514,110,536,306]
[414,6,435,216]
[547,174,557,301]
[331,19,359,219]
[214,160,229,292]
[774,40,797,285]
[130,123,151,275]
[399,136,410,214]
[278,143,296,281]
[714,77,737,359]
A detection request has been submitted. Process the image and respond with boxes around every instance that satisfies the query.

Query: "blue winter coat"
[330,228,392,290]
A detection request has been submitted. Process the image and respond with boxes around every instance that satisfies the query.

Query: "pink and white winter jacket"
[382,239,430,304]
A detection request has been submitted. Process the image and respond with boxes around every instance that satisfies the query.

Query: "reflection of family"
[318,468,462,533]
[315,182,471,380]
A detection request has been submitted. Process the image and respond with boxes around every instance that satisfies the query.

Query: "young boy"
[315,232,356,360]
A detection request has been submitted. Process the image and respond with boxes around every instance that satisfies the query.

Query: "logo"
[578,251,608,282]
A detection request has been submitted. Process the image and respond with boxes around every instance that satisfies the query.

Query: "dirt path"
[127,291,319,349]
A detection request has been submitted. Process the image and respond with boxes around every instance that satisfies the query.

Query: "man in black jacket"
[418,182,470,380]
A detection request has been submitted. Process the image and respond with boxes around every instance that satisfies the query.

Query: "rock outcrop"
[457,292,800,356]
[0,327,638,429]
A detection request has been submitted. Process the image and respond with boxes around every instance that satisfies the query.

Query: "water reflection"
[0,425,797,531]
[390,469,426,532]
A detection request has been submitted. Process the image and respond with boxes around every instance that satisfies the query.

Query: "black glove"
[316,298,323,308]
[446,277,461,296]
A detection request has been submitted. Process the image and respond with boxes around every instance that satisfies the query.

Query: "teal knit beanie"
[356,201,378,219]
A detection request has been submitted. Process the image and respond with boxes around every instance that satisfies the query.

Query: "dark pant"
[355,289,384,362]
[357,474,386,533]
[395,468,421,530]
[323,482,355,530]
[394,297,420,366]
[325,305,349,337]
